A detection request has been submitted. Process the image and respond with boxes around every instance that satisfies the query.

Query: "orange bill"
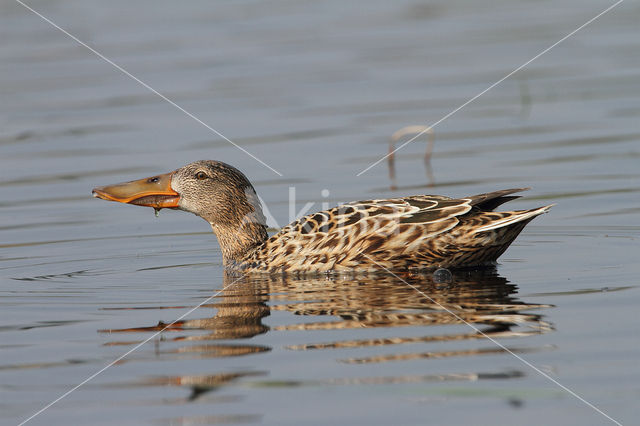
[92,171,180,209]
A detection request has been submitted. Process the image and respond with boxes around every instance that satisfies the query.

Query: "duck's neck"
[211,221,268,267]
[201,181,269,268]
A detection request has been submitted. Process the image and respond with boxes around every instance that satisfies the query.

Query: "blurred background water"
[1,0,639,425]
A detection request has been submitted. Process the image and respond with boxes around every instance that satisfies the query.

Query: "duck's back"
[241,189,552,273]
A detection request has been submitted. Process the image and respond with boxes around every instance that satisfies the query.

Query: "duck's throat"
[211,221,268,267]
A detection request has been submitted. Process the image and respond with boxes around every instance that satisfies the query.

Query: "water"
[1,0,639,424]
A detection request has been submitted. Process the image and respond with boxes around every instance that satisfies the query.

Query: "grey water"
[1,0,639,425]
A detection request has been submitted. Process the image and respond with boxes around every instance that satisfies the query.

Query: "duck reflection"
[101,268,553,363]
[101,268,552,397]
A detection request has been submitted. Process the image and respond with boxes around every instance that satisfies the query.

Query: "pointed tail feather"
[471,204,554,234]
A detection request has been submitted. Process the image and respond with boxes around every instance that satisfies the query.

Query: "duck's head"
[92,160,268,262]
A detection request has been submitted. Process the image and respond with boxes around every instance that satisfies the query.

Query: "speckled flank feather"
[238,188,552,273]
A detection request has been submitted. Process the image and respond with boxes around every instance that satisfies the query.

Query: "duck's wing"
[251,189,550,272]
[282,195,472,235]
[277,189,532,238]
[259,195,475,271]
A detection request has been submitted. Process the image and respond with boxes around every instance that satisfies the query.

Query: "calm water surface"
[1,0,639,425]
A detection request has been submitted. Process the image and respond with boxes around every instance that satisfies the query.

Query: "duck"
[92,160,552,274]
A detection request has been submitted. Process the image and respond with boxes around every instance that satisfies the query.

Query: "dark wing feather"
[467,188,529,211]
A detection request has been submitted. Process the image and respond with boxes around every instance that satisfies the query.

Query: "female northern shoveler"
[92,160,552,274]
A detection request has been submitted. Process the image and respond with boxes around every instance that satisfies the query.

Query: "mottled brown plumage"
[92,160,552,274]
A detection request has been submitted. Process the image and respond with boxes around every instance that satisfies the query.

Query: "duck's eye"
[195,171,208,180]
